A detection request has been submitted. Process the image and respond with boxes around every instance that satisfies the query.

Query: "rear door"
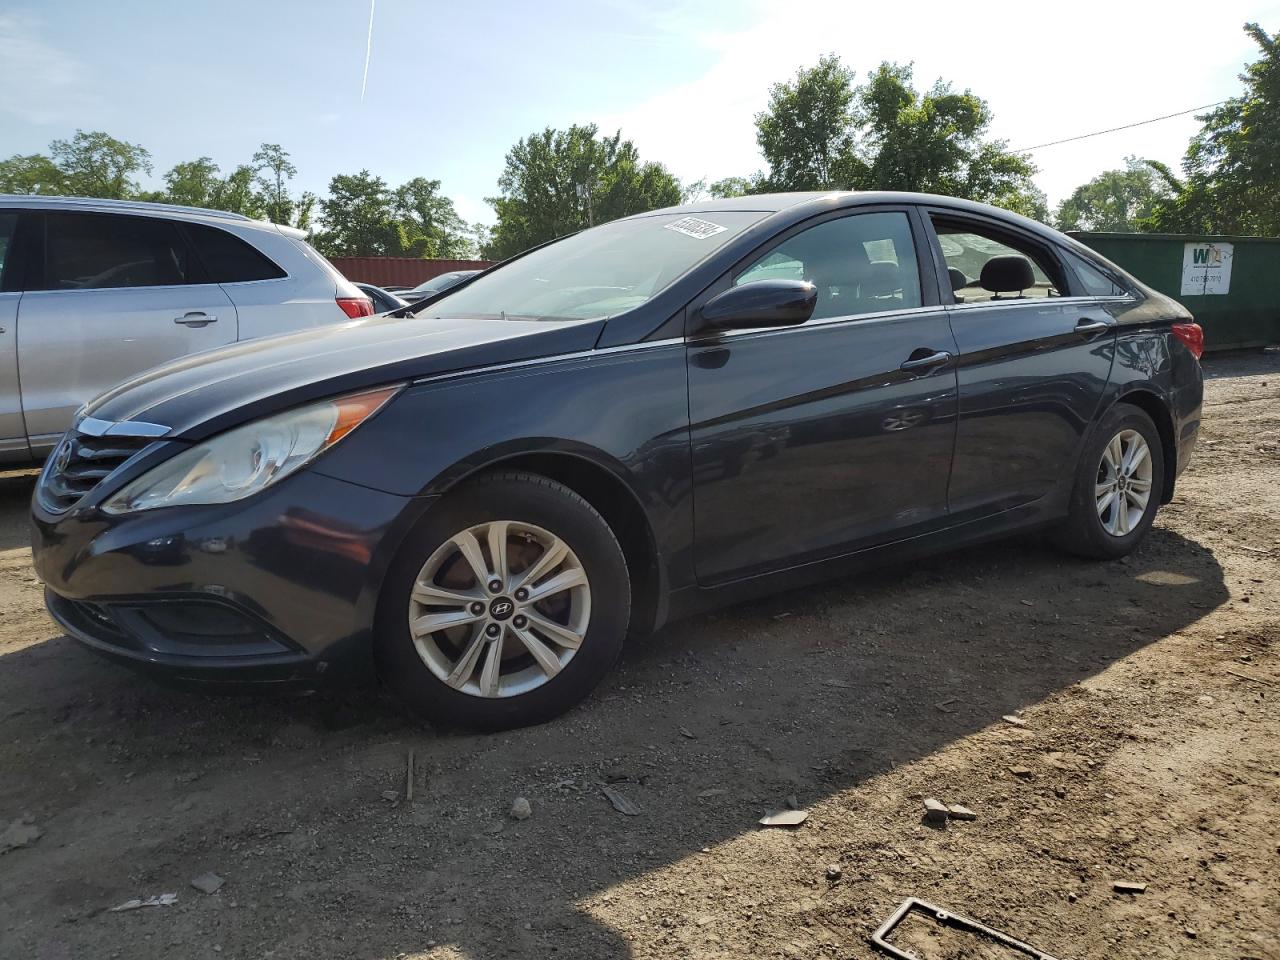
[923,210,1116,520]
[0,211,25,460]
[687,207,959,584]
[16,211,237,451]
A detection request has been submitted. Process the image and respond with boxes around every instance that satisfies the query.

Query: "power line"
[1013,101,1229,153]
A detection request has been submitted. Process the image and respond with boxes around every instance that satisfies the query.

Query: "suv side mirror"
[695,279,817,334]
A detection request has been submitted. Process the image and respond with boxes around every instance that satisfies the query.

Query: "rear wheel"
[1052,404,1164,559]
[375,472,630,730]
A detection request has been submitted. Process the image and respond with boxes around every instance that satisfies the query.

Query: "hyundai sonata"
[31,192,1203,729]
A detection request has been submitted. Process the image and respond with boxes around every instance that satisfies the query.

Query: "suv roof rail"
[0,194,256,222]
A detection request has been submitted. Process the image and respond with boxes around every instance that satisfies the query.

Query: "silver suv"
[0,196,372,464]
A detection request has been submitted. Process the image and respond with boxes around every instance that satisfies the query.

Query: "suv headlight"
[101,386,400,515]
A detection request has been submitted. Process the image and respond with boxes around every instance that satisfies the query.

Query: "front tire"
[1052,404,1164,560]
[375,471,630,730]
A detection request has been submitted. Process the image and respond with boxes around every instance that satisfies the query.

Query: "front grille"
[40,431,152,512]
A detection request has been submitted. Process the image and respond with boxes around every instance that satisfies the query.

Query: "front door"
[688,209,958,584]
[925,211,1115,519]
[17,211,237,451]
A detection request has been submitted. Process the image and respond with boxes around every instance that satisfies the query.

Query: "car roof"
[0,194,285,233]
[634,190,1063,244]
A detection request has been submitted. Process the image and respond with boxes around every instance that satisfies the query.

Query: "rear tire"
[375,471,630,730]
[1051,404,1164,560]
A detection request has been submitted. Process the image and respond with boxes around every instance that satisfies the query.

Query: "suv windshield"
[419,212,765,321]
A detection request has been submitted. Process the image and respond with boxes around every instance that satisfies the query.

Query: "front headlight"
[101,386,400,515]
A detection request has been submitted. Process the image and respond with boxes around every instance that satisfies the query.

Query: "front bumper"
[32,469,430,689]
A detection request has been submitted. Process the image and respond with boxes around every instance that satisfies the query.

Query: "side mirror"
[695,279,817,333]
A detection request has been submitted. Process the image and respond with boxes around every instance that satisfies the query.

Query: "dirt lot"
[1,353,1278,960]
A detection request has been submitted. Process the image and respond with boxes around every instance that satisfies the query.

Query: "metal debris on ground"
[1225,669,1275,687]
[1002,714,1028,726]
[759,809,809,828]
[679,726,697,739]
[109,893,178,913]
[1113,881,1148,894]
[870,897,1060,960]
[601,785,641,816]
[190,872,225,895]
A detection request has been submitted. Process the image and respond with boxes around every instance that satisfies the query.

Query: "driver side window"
[735,212,922,321]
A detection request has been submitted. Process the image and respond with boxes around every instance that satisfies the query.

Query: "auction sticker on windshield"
[664,217,728,240]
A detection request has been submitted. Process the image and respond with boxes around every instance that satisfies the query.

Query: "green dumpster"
[1070,232,1280,352]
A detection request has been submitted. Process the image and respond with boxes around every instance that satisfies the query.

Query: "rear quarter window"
[186,223,287,283]
[1065,251,1130,297]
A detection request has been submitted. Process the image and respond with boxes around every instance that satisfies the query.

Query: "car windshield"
[410,273,465,295]
[419,212,765,321]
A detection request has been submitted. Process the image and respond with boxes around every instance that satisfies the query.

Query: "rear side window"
[0,213,17,290]
[41,213,192,290]
[186,223,286,283]
[1065,251,1129,297]
[932,218,1063,303]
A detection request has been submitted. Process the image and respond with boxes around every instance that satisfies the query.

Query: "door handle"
[900,349,953,372]
[1075,318,1112,336]
[174,312,216,328]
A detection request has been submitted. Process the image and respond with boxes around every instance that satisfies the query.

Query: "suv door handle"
[900,349,953,372]
[1075,318,1112,336]
[174,312,216,328]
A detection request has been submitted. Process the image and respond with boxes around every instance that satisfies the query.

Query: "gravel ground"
[1,352,1277,960]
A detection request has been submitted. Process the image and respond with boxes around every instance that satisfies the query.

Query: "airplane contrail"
[361,0,376,103]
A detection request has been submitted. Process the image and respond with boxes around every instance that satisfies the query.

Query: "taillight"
[1171,321,1204,360]
[336,297,374,319]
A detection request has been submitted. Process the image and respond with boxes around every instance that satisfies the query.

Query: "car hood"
[84,314,604,441]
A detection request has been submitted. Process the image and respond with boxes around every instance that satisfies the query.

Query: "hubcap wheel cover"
[1095,428,1153,537]
[408,521,591,698]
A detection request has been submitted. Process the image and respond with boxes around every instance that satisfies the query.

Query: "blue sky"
[3,0,1278,225]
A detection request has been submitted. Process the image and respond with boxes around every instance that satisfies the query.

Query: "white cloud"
[596,0,1276,205]
[0,12,99,126]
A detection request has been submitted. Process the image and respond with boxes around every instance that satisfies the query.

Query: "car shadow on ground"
[0,522,1227,959]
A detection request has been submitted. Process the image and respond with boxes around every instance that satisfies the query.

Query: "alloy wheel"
[1095,429,1153,537]
[407,521,591,698]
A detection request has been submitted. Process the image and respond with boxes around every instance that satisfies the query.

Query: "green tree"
[484,124,682,259]
[0,153,67,194]
[251,143,299,225]
[723,55,1043,216]
[162,157,224,207]
[212,164,265,218]
[1147,23,1280,234]
[708,175,766,198]
[393,177,473,257]
[49,130,152,199]
[756,55,865,190]
[858,63,1038,211]
[313,170,406,257]
[1055,158,1163,232]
